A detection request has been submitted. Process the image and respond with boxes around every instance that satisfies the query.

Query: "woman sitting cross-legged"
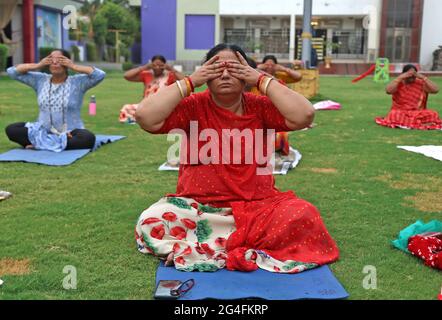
[257,55,303,84]
[375,64,441,130]
[119,55,185,123]
[134,44,339,273]
[254,55,303,156]
[5,49,106,152]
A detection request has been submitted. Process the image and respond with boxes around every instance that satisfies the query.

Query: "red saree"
[375,79,442,130]
[138,90,339,272]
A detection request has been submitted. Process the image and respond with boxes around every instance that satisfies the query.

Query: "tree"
[93,13,108,46]
[95,2,138,48]
[79,0,102,39]
[104,0,131,8]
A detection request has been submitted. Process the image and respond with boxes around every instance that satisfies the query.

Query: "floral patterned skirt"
[119,104,138,124]
[135,194,339,273]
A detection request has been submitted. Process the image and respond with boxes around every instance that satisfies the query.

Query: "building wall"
[219,0,382,62]
[365,1,382,62]
[141,0,177,62]
[176,0,219,61]
[34,0,82,11]
[11,4,24,66]
[420,0,442,69]
[8,0,84,64]
[219,0,381,16]
[139,0,442,66]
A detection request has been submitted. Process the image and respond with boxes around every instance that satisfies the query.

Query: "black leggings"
[5,122,96,150]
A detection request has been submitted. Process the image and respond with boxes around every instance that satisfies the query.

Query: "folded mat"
[313,100,342,111]
[392,220,442,253]
[156,263,348,300]
[398,145,442,162]
[0,135,125,166]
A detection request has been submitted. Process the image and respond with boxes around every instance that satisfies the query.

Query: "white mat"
[158,147,302,175]
[0,191,12,201]
[397,145,442,162]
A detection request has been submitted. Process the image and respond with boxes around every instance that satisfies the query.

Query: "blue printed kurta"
[7,66,106,152]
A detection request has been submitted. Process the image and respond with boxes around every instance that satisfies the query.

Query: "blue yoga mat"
[156,263,349,300]
[0,135,125,166]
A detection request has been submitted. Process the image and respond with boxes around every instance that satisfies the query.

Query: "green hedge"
[0,44,8,72]
[122,61,134,71]
[71,45,80,62]
[86,42,97,62]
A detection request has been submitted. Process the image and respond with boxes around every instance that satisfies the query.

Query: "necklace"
[48,79,68,135]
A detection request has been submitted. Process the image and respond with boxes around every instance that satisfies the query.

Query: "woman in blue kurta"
[5,49,106,152]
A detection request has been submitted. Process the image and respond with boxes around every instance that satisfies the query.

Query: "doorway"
[385,28,411,62]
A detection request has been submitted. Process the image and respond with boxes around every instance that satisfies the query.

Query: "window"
[386,0,413,28]
[223,29,255,53]
[332,29,367,56]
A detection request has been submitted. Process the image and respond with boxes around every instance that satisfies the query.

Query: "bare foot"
[25,144,35,149]
[165,252,174,267]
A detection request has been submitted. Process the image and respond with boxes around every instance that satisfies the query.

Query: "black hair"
[262,55,278,64]
[246,56,257,69]
[151,55,167,63]
[402,64,418,73]
[205,44,248,63]
[51,49,71,60]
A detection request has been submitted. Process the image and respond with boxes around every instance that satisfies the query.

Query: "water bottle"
[89,95,96,116]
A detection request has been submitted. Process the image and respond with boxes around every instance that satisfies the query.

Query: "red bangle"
[257,74,266,88]
[185,76,195,92]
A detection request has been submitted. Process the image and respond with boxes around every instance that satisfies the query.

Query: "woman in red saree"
[134,44,339,273]
[257,55,303,156]
[119,55,185,123]
[375,64,441,130]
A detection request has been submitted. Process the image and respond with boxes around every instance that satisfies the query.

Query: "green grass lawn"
[0,72,441,300]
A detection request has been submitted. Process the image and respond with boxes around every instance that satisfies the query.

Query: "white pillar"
[364,2,382,62]
[254,28,261,55]
[301,0,313,67]
[289,14,296,61]
[326,28,333,56]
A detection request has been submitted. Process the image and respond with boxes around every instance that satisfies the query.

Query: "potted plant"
[253,42,263,55]
[324,41,341,69]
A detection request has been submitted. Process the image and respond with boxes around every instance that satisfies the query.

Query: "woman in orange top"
[258,55,303,84]
[256,55,303,155]
[120,55,185,123]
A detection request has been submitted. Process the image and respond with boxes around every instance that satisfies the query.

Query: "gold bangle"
[264,78,273,96]
[259,76,270,95]
[184,77,192,96]
[176,80,185,98]
[262,77,273,96]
